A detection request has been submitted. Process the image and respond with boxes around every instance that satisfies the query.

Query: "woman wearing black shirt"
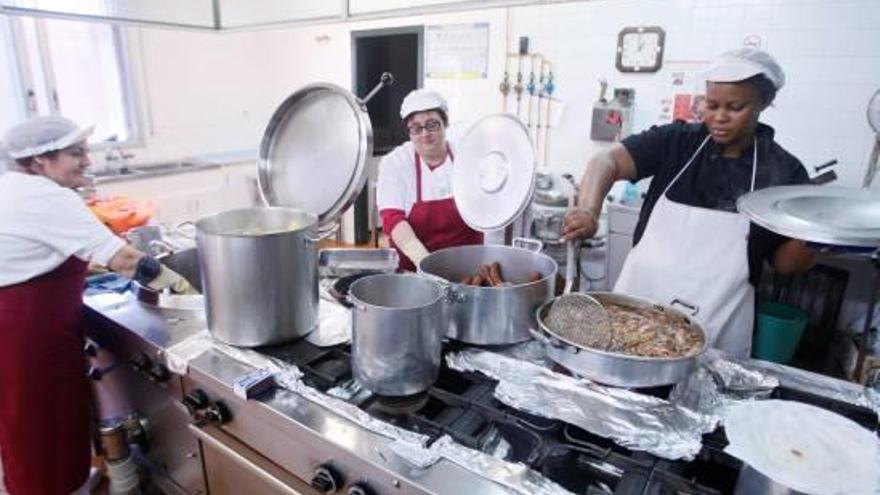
[563,48,815,357]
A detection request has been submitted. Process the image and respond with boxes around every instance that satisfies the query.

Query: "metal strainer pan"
[532,292,709,387]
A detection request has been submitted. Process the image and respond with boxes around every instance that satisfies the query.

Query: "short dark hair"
[743,74,777,107]
[403,108,448,128]
[15,149,60,168]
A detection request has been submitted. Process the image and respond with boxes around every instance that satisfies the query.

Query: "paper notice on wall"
[425,23,489,79]
[671,93,707,123]
[658,63,710,124]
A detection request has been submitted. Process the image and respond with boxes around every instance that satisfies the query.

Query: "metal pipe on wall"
[542,60,555,169]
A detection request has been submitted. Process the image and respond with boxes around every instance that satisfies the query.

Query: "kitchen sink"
[91,167,145,178]
[131,161,201,173]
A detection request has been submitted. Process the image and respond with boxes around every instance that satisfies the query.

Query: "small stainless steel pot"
[419,244,557,345]
[533,292,708,387]
[349,274,446,396]
[196,207,320,347]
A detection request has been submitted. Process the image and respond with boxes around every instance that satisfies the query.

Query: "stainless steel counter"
[84,293,518,495]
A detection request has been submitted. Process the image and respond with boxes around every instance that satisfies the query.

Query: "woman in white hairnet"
[0,116,194,494]
[562,48,816,358]
[377,89,483,271]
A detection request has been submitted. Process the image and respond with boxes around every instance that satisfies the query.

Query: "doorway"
[351,26,423,244]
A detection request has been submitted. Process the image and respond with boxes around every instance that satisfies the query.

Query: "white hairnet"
[400,89,448,120]
[704,47,785,90]
[4,116,94,159]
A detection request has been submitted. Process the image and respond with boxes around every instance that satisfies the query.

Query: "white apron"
[614,136,758,357]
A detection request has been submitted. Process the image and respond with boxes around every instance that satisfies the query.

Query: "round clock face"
[617,27,665,73]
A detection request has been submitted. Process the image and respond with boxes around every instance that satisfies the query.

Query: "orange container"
[87,196,158,235]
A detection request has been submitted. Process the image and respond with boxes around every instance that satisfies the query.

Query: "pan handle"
[670,298,699,317]
[513,237,543,252]
[305,222,339,243]
[528,326,568,350]
[418,271,467,304]
[174,221,196,239]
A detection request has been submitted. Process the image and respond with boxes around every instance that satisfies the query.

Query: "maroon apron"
[391,148,483,271]
[0,257,91,495]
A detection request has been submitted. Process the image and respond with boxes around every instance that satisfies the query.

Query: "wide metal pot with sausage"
[419,244,556,344]
[196,76,391,347]
[419,114,551,345]
[533,292,708,387]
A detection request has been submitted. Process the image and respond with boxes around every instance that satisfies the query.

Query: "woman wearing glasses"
[377,89,483,271]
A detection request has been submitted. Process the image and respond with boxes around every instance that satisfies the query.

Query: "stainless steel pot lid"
[737,185,880,247]
[258,83,372,228]
[453,113,536,232]
[724,400,880,495]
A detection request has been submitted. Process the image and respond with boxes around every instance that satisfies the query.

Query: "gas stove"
[261,339,880,495]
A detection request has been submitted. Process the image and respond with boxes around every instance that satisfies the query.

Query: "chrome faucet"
[104,135,135,173]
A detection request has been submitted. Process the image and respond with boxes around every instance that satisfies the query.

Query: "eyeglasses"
[407,119,442,136]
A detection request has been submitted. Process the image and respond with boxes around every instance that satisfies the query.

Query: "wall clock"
[616,26,665,73]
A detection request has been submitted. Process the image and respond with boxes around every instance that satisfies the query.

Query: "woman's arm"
[562,143,638,240]
[106,244,143,278]
[106,245,197,294]
[390,220,429,267]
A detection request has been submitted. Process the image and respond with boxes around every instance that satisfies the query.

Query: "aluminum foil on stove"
[305,298,352,347]
[447,349,714,460]
[164,329,214,374]
[670,349,880,422]
[168,331,575,494]
[731,353,880,416]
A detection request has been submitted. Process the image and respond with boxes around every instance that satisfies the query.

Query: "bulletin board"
[425,23,489,79]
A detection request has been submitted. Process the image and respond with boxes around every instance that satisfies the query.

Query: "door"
[351,26,423,245]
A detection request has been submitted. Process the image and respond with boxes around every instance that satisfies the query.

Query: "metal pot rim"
[195,206,318,238]
[420,244,559,280]
[535,292,709,363]
[349,273,445,311]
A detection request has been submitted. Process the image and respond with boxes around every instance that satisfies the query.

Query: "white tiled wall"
[110,0,880,189]
[504,0,880,186]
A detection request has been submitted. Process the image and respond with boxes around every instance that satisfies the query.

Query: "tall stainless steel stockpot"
[196,207,319,347]
[349,274,446,396]
[419,244,557,345]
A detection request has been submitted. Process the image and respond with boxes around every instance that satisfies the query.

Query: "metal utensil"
[545,292,613,349]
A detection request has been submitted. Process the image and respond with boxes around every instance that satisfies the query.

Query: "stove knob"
[347,483,375,495]
[310,464,342,493]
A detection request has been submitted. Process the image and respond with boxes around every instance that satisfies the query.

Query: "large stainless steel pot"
[419,244,556,345]
[534,292,708,387]
[195,207,319,347]
[349,274,446,396]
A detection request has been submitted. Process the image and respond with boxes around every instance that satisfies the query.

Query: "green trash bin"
[753,301,809,363]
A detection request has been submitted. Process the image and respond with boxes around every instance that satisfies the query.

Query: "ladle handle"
[361,72,394,105]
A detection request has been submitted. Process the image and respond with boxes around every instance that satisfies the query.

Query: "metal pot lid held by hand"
[258,83,373,229]
[453,113,536,231]
[737,185,880,247]
[724,400,880,495]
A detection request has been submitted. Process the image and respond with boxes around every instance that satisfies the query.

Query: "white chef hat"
[400,89,448,120]
[4,116,94,159]
[704,47,785,90]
